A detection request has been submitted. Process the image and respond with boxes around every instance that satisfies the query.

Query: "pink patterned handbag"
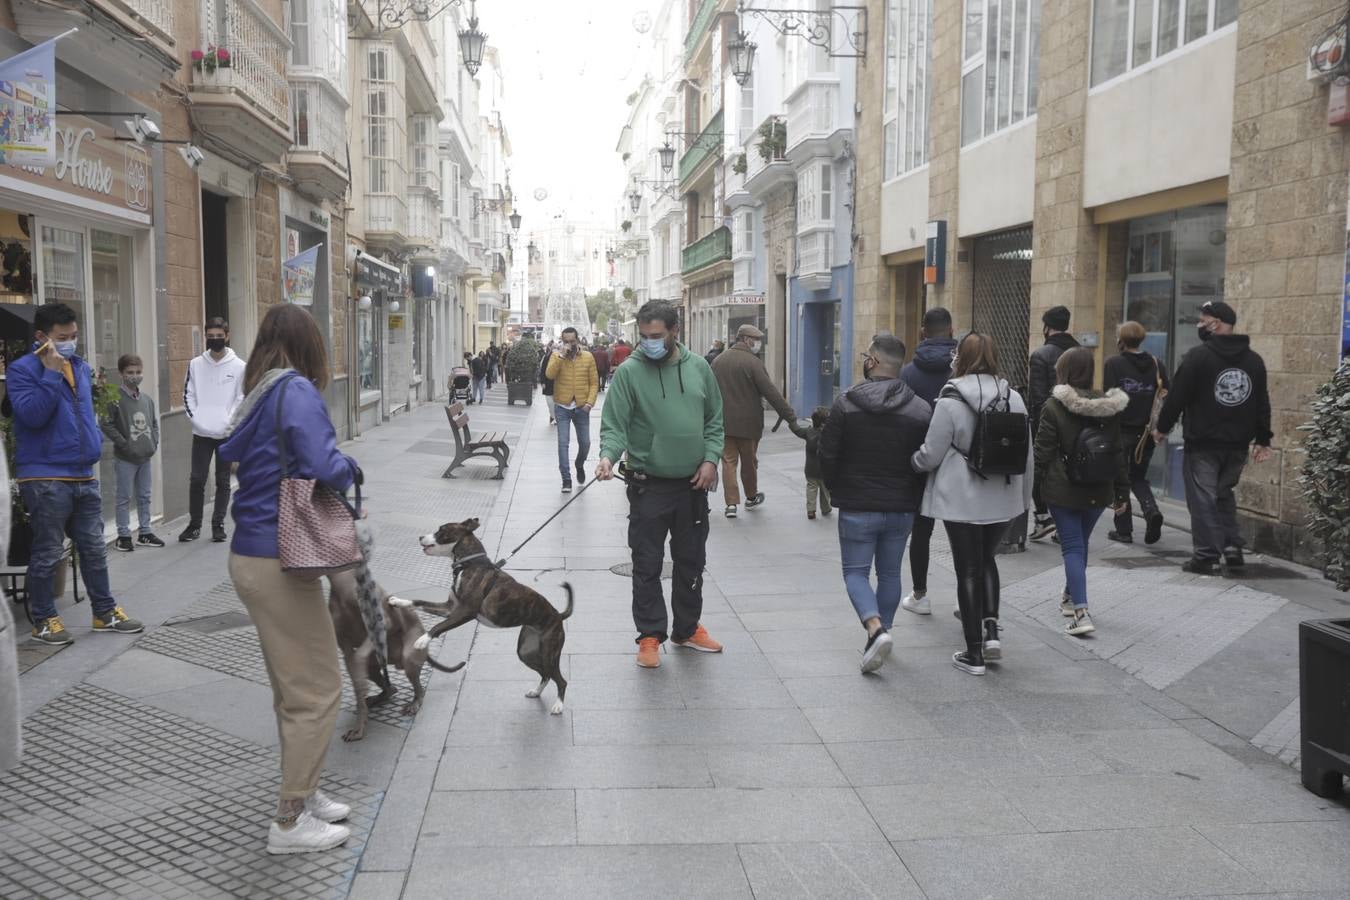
[273,377,362,580]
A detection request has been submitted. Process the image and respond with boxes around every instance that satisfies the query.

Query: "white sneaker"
[267,812,351,855]
[305,790,350,823]
[1060,593,1075,617]
[1065,609,1096,637]
[860,629,893,674]
[901,592,931,615]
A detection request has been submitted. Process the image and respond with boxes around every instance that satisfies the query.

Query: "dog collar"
[452,552,490,572]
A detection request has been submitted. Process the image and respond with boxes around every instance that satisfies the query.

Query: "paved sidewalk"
[0,385,530,899]
[362,393,1350,900]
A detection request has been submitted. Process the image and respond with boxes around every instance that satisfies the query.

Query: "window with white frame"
[289,0,309,67]
[735,211,754,256]
[738,73,755,147]
[819,164,832,221]
[797,167,817,223]
[471,192,481,239]
[883,0,932,177]
[961,0,1041,146]
[367,89,390,192]
[451,163,462,222]
[1091,0,1238,87]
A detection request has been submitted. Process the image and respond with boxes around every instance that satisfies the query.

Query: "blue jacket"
[218,374,357,559]
[900,337,958,407]
[6,346,104,480]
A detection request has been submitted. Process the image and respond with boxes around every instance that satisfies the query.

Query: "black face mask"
[207,337,227,353]
[1196,325,1212,343]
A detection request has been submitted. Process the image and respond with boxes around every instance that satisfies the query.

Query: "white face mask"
[749,340,762,354]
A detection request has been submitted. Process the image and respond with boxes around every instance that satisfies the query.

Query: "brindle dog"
[398,518,573,714]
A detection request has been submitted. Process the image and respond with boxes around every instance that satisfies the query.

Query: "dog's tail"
[559,582,574,620]
[425,654,466,674]
[389,596,450,614]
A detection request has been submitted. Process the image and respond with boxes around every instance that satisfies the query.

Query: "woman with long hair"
[219,304,359,854]
[911,333,1032,676]
[1035,346,1130,637]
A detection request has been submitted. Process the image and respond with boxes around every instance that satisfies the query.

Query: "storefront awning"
[355,253,401,293]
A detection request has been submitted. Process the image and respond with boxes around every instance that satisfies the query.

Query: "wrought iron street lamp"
[370,0,462,31]
[459,0,487,76]
[628,189,642,214]
[732,1,868,84]
[728,30,757,86]
[509,210,522,233]
[657,141,676,175]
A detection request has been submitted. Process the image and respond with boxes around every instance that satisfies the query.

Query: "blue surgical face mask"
[639,337,669,360]
[54,339,78,359]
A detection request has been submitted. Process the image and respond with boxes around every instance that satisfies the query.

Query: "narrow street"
[6,383,1348,899]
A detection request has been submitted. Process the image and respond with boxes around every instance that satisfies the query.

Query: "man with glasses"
[597,301,725,669]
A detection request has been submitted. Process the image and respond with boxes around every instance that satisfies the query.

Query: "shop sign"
[355,253,400,292]
[309,209,329,230]
[388,314,405,329]
[727,293,765,305]
[3,115,152,214]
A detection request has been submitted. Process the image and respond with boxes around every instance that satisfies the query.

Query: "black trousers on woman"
[944,520,1011,655]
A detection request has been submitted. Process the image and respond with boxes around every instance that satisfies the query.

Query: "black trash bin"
[1299,618,1350,797]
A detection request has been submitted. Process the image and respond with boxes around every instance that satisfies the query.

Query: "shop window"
[40,226,84,308]
[1091,0,1238,86]
[91,229,136,523]
[961,0,1040,146]
[358,306,376,390]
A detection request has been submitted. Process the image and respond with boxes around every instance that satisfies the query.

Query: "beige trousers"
[229,553,342,800]
[721,436,760,506]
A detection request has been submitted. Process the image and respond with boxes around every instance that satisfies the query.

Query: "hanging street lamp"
[728,29,757,86]
[628,189,642,214]
[658,141,676,175]
[509,210,522,233]
[459,0,487,77]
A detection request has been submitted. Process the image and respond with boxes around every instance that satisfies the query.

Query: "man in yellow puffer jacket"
[545,327,599,491]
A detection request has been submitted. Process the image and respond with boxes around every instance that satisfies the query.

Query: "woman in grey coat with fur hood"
[911,334,1033,677]
[1034,347,1131,639]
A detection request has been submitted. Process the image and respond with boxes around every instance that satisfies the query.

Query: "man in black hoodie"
[897,308,956,616]
[1027,306,1079,540]
[1154,301,1272,575]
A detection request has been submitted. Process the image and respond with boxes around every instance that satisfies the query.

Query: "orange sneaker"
[636,636,661,668]
[672,624,723,653]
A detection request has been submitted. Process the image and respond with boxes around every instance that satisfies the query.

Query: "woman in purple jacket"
[219,304,359,855]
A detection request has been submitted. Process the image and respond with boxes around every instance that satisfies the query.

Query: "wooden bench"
[443,401,510,480]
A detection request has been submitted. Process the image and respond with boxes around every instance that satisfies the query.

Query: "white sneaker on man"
[305,790,350,823]
[266,812,351,855]
[901,592,930,615]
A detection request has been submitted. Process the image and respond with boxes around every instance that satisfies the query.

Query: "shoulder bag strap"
[273,375,295,478]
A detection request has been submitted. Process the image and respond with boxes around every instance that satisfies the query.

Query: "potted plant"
[756,119,786,163]
[621,220,632,233]
[191,45,232,79]
[732,153,747,175]
[505,337,541,406]
[1300,361,1350,590]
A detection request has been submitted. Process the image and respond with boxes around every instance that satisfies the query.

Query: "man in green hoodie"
[598,301,725,668]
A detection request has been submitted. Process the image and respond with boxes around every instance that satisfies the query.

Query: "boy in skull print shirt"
[103,353,164,551]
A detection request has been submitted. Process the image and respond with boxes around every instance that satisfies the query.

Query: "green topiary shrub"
[1299,361,1350,591]
[506,337,542,383]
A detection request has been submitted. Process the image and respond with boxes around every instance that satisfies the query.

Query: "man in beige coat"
[711,324,797,517]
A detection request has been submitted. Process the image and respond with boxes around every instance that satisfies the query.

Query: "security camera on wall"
[178,144,205,170]
[122,115,161,144]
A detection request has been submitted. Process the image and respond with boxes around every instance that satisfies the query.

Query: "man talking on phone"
[6,303,143,644]
[545,326,599,493]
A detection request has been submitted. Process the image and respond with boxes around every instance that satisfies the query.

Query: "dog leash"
[495,476,599,568]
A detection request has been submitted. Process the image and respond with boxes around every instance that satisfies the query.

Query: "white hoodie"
[184,348,245,439]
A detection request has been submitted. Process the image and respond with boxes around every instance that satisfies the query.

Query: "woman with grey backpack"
[911,333,1033,676]
[1034,347,1131,637]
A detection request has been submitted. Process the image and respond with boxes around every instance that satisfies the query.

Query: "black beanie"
[1042,305,1071,332]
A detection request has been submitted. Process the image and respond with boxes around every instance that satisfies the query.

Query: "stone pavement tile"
[737,608,860,631]
[322,718,406,788]
[782,661,1001,708]
[576,787,884,844]
[573,708,820,746]
[894,826,1263,899]
[403,844,752,900]
[348,871,406,900]
[730,592,853,614]
[995,693,1176,733]
[458,671,683,710]
[858,778,1038,841]
[677,677,798,709]
[444,709,575,747]
[754,625,895,653]
[460,652,571,681]
[569,649,780,682]
[137,677,280,748]
[420,789,576,846]
[713,571,846,596]
[1198,821,1350,893]
[704,744,850,788]
[735,842,925,900]
[801,701,943,743]
[911,699,1026,738]
[84,648,232,698]
[1070,726,1255,776]
[827,734,1111,787]
[434,744,713,790]
[359,760,439,873]
[999,772,1347,832]
[766,649,871,678]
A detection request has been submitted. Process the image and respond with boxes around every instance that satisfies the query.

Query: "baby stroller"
[451,366,472,404]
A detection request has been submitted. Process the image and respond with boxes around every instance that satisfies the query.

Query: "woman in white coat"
[911,333,1033,676]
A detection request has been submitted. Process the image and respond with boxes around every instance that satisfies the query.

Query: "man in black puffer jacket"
[1027,305,1079,540]
[819,334,933,674]
[1154,301,1272,575]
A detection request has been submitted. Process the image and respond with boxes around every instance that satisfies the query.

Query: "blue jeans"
[115,459,153,537]
[837,510,915,628]
[555,404,591,480]
[1049,504,1106,609]
[472,376,486,404]
[19,479,117,620]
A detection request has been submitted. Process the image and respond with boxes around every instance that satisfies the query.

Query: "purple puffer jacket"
[218,374,357,559]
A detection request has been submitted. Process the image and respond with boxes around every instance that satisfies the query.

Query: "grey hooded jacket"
[910,374,1034,525]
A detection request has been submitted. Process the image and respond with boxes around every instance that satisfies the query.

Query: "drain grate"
[610,562,674,578]
[169,610,254,634]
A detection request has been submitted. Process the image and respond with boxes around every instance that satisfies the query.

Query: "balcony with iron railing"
[681,226,731,277]
[189,0,292,164]
[684,0,721,63]
[745,116,793,195]
[679,108,723,187]
[289,78,349,199]
[366,194,409,243]
[785,78,842,162]
[13,0,177,89]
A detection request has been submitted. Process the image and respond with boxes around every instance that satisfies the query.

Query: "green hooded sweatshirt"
[599,342,724,479]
